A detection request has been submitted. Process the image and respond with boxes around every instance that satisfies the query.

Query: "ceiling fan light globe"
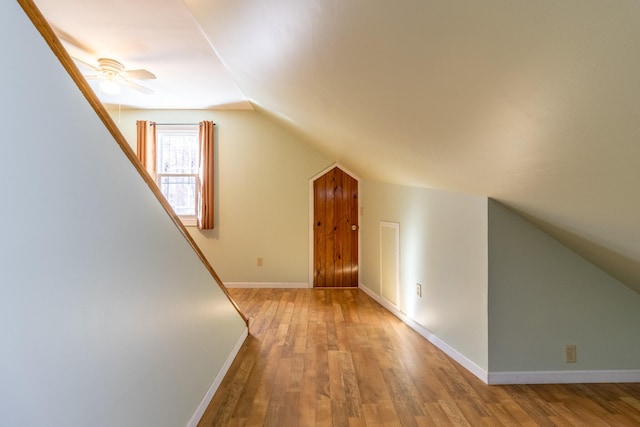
[99,79,120,95]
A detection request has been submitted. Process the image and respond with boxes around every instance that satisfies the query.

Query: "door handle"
[351,225,358,231]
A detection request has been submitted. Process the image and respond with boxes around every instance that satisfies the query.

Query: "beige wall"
[360,180,489,371]
[110,108,332,284]
[108,108,640,384]
[2,2,246,425]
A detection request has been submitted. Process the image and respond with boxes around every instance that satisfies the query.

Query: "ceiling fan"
[75,57,156,95]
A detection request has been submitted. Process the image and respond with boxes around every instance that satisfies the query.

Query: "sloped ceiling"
[33,0,640,292]
[184,0,640,292]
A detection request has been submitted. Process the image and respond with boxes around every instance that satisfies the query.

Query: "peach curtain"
[136,120,156,179]
[198,121,215,229]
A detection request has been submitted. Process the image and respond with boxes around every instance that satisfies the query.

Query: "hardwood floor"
[198,288,640,426]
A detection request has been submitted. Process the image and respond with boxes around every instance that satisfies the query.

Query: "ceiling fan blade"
[83,74,101,80]
[124,69,156,80]
[52,26,97,57]
[122,79,154,95]
[72,56,99,73]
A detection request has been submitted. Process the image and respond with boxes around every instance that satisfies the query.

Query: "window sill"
[180,217,197,227]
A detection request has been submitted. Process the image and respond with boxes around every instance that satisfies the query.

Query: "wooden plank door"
[313,167,358,287]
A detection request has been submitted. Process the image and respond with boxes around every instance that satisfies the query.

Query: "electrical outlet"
[257,257,263,267]
[416,283,422,298]
[565,344,577,363]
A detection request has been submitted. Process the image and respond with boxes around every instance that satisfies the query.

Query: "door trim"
[308,163,361,288]
[380,221,400,308]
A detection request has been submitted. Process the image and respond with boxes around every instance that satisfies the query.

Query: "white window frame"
[155,125,200,226]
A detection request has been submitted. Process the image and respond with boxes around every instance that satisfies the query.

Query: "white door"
[380,222,399,306]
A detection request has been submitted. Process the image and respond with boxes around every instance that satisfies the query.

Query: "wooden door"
[313,167,358,287]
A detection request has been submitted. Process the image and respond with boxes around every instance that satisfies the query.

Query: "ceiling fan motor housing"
[97,58,125,79]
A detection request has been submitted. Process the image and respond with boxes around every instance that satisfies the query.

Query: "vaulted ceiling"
[34,0,640,292]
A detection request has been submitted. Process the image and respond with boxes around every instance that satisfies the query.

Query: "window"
[137,120,214,229]
[155,125,199,226]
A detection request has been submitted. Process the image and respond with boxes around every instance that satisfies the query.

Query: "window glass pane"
[159,176,197,216]
[157,133,199,174]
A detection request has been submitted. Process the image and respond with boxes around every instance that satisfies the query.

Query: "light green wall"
[111,109,332,284]
[488,200,640,371]
[360,180,489,370]
[2,3,246,426]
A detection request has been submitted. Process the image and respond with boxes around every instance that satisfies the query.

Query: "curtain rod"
[152,122,216,126]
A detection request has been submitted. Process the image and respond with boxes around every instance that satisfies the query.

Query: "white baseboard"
[488,369,640,385]
[359,284,489,384]
[225,282,310,289]
[186,328,249,427]
[359,284,640,386]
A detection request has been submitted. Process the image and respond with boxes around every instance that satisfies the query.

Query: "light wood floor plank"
[198,289,640,426]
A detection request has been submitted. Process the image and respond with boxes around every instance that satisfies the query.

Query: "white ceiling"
[34,0,251,109]
[34,0,640,292]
